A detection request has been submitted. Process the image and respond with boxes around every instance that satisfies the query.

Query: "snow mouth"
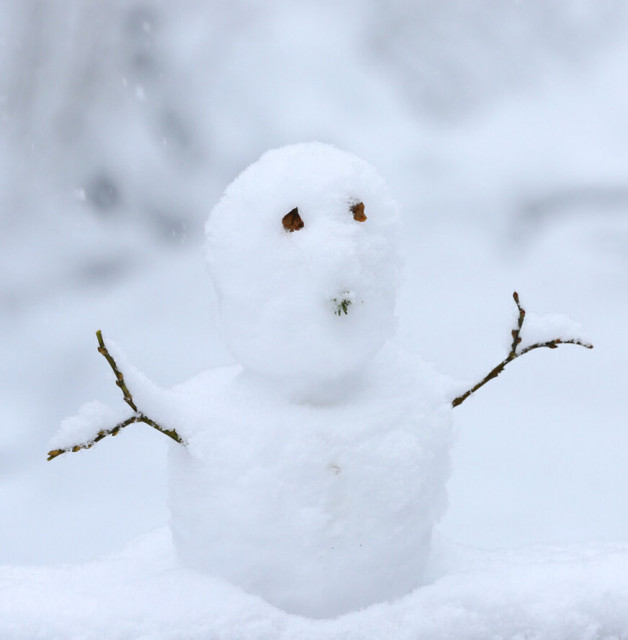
[331,290,356,316]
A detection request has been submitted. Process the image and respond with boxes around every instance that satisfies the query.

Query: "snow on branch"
[47,331,185,461]
[451,292,593,409]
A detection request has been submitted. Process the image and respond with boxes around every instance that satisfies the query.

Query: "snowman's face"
[206,143,400,384]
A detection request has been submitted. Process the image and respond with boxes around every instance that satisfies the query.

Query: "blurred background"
[1,0,627,566]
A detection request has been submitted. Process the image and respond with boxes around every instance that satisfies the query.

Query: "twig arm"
[47,331,185,460]
[451,359,510,408]
[451,292,593,409]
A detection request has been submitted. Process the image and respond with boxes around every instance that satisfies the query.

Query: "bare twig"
[96,330,137,412]
[47,332,185,461]
[451,292,593,408]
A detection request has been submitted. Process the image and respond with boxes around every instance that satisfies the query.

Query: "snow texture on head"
[206,143,400,383]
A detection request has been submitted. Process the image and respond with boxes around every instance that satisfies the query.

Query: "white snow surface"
[2,527,628,640]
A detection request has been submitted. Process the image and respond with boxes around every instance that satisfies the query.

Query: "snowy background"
[1,1,628,637]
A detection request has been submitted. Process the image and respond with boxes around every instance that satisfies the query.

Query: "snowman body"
[169,343,451,617]
[168,143,453,617]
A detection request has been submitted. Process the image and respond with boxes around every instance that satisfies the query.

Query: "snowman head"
[206,143,400,387]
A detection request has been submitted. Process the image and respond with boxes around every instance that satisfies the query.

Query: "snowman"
[51,143,589,618]
[166,142,454,617]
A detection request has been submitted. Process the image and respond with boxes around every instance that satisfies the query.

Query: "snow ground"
[2,529,628,639]
[1,3,628,637]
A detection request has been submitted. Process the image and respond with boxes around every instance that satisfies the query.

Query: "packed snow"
[2,528,628,639]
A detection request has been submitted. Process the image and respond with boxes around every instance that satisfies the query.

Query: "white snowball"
[206,142,401,388]
[168,342,453,618]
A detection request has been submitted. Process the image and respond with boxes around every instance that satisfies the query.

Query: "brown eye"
[351,202,367,222]
[282,207,304,232]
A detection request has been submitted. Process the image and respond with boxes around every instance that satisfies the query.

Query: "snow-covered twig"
[47,414,141,460]
[451,292,593,409]
[47,331,184,461]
